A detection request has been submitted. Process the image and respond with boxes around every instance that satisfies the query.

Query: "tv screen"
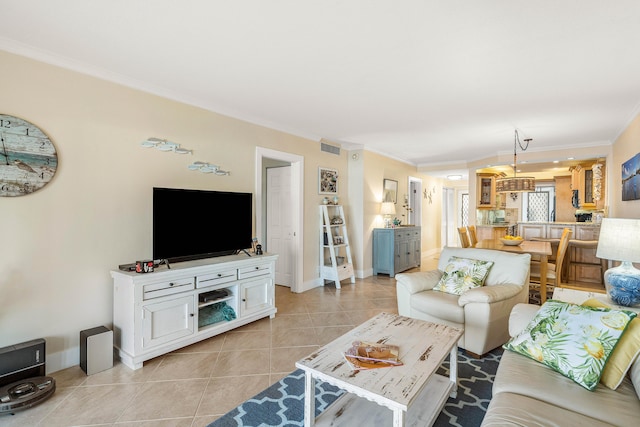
[153,187,253,263]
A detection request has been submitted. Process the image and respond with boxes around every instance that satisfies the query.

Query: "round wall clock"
[0,114,58,197]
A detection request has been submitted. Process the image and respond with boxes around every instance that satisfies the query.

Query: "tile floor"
[2,262,438,427]
[1,252,599,427]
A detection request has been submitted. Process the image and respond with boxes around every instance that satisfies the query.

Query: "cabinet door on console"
[241,278,272,317]
[142,295,195,350]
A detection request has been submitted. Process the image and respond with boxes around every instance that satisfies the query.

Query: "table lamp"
[380,202,396,228]
[595,218,640,306]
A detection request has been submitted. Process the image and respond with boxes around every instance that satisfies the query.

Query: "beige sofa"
[396,247,531,356]
[482,303,640,426]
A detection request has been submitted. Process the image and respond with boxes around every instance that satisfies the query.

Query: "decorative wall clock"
[0,114,58,197]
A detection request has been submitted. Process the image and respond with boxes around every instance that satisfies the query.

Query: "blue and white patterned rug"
[209,347,502,427]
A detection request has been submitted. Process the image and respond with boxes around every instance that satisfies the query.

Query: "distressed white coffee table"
[295,312,463,427]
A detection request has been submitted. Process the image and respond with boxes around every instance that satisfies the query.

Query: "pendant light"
[495,130,536,192]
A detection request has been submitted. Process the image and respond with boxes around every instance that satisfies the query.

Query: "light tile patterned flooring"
[1,259,438,427]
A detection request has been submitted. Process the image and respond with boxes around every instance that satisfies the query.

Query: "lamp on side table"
[596,218,640,307]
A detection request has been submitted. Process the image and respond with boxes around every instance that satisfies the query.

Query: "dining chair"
[467,225,478,247]
[529,228,572,299]
[458,227,471,248]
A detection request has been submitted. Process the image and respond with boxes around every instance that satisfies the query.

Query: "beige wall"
[611,113,640,218]
[0,51,354,371]
[358,151,443,274]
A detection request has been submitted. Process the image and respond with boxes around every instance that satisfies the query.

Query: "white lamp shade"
[380,202,396,216]
[596,218,640,262]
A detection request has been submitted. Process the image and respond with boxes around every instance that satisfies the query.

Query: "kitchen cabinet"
[476,174,495,208]
[547,223,575,239]
[517,222,604,286]
[570,163,606,209]
[554,176,575,222]
[569,226,604,284]
[518,223,545,240]
[476,226,508,241]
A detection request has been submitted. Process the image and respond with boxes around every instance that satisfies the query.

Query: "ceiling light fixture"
[447,174,463,181]
[495,130,535,193]
[141,137,192,154]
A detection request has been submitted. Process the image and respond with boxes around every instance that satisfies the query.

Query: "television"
[153,187,253,263]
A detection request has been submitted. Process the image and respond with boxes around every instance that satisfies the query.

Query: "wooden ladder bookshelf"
[319,205,355,289]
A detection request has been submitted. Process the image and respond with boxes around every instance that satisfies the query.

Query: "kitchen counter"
[517,221,601,227]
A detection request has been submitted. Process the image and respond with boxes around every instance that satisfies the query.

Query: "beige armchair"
[396,247,531,357]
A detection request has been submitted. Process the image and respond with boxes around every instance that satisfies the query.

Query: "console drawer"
[196,269,238,288]
[238,264,271,279]
[143,278,195,300]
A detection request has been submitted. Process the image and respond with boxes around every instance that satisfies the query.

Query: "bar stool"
[567,239,607,284]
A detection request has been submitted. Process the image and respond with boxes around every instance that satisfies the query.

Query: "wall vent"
[320,140,341,155]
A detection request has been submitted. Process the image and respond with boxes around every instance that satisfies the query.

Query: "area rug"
[208,347,502,427]
[529,284,554,305]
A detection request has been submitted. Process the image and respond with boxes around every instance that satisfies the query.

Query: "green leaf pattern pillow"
[504,300,637,390]
[433,257,494,295]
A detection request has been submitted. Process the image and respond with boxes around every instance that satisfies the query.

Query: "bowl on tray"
[500,237,523,246]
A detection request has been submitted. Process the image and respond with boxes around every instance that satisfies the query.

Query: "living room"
[2,2,640,425]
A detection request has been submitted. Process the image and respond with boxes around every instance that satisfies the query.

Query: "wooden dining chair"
[529,228,572,297]
[457,227,471,248]
[467,225,478,247]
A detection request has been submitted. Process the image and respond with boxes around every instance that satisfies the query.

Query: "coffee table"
[295,312,463,427]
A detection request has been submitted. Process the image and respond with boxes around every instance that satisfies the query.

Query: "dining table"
[475,239,553,302]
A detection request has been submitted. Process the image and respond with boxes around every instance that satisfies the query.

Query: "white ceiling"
[2,1,640,175]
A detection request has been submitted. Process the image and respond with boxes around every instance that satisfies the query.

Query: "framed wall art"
[622,152,640,201]
[318,167,338,194]
[383,179,398,203]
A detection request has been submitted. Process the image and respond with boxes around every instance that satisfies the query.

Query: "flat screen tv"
[153,187,253,263]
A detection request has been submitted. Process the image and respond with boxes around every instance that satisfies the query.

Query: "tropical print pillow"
[433,256,494,295]
[504,300,637,390]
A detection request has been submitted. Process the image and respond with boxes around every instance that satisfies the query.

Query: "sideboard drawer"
[238,263,271,279]
[196,269,238,288]
[143,278,195,300]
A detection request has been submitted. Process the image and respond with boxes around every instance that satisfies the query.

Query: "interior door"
[266,166,293,287]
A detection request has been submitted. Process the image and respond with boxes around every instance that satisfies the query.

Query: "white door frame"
[256,147,304,293]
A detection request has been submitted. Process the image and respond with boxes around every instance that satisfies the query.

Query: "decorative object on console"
[596,218,640,306]
[495,129,535,193]
[380,202,396,228]
[319,167,338,194]
[188,161,230,175]
[140,137,192,154]
[0,114,58,197]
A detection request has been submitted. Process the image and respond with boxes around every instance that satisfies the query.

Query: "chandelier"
[495,130,535,193]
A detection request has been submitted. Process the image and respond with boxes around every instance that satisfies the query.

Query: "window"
[461,193,469,227]
[523,184,556,222]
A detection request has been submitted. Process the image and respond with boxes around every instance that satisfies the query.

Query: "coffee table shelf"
[313,373,454,426]
[296,312,463,427]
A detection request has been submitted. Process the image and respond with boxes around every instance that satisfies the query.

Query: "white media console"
[111,253,278,369]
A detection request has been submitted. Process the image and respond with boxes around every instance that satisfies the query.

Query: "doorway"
[408,177,422,226]
[255,147,304,293]
[266,166,293,287]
